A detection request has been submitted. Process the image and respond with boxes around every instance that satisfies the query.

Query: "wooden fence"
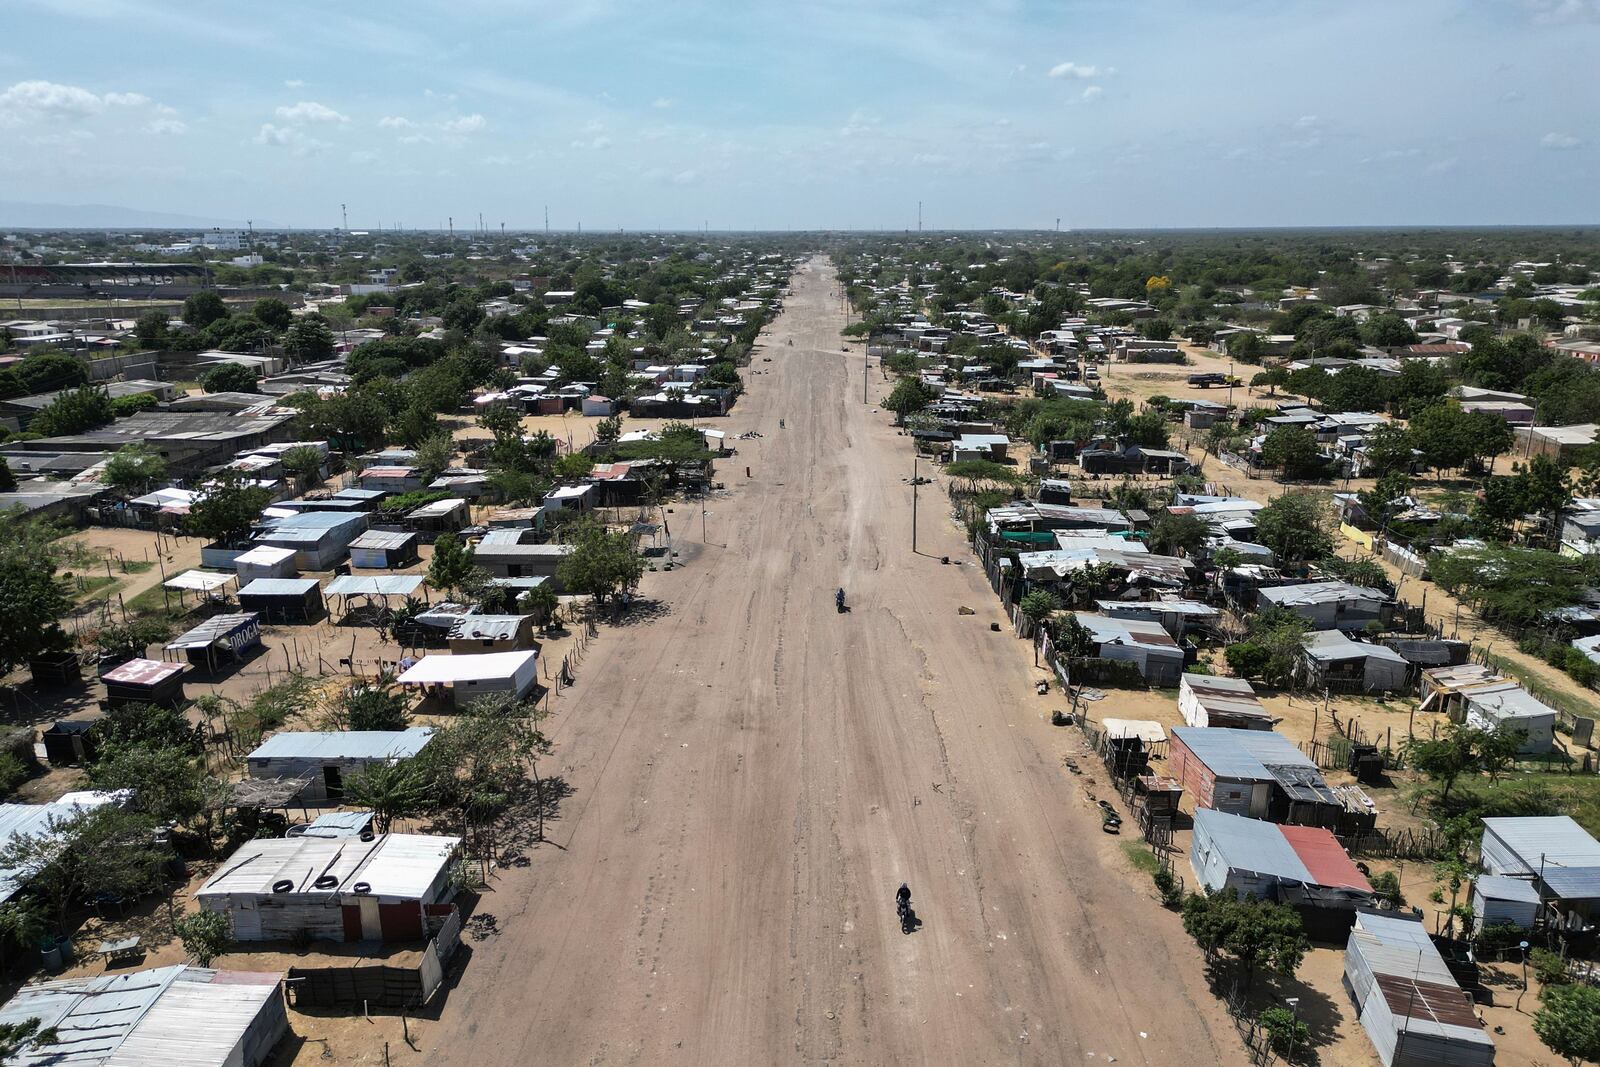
[287,906,462,1011]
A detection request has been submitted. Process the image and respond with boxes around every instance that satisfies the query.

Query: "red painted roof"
[1280,825,1372,892]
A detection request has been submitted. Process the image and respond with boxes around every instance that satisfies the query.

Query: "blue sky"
[2,0,1597,229]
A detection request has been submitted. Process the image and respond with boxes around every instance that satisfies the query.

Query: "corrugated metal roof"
[348,530,417,550]
[1280,824,1372,891]
[101,658,187,686]
[0,793,125,903]
[1172,727,1315,780]
[162,570,235,592]
[248,727,433,762]
[1258,581,1388,608]
[102,969,281,1067]
[165,613,260,651]
[447,615,530,642]
[1194,808,1310,884]
[236,578,321,597]
[1483,816,1600,871]
[1474,874,1541,904]
[1072,612,1181,651]
[324,575,425,597]
[0,965,281,1067]
[233,546,297,565]
[195,833,459,901]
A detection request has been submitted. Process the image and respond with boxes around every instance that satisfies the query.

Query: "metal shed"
[1343,912,1495,1067]
[164,612,262,671]
[246,727,434,804]
[1189,808,1373,908]
[396,650,540,702]
[1471,874,1541,932]
[348,529,420,569]
[1178,673,1272,730]
[1480,816,1600,929]
[195,833,461,943]
[0,965,288,1067]
[236,578,323,624]
[232,545,299,581]
[101,658,189,709]
[446,614,538,654]
[1169,727,1344,827]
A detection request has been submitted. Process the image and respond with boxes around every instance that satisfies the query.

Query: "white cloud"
[1519,0,1600,24]
[378,115,415,129]
[1048,61,1109,80]
[0,80,105,122]
[570,135,612,150]
[840,108,880,137]
[1541,131,1583,149]
[145,117,187,135]
[652,97,674,109]
[284,79,306,89]
[1293,114,1320,129]
[102,91,150,108]
[442,113,486,134]
[254,123,293,146]
[255,122,326,155]
[1081,86,1103,103]
[274,100,347,124]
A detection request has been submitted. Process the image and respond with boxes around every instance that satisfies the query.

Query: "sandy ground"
[347,259,1245,1067]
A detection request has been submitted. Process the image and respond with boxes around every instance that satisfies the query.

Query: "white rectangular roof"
[196,833,459,901]
[396,650,537,684]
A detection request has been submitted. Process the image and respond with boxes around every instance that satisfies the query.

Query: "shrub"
[1370,870,1404,907]
[1257,1006,1310,1060]
[173,909,231,966]
[1531,947,1570,988]
[1153,866,1182,908]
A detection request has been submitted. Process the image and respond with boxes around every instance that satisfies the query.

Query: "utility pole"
[341,203,348,231]
[917,201,922,232]
[912,453,919,552]
[544,205,549,234]
[448,216,453,239]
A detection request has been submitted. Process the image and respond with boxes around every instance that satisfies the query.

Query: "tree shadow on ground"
[601,598,673,628]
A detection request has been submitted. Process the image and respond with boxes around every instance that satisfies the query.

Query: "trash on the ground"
[958,606,975,615]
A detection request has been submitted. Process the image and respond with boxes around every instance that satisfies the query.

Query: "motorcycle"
[836,588,847,613]
[896,883,916,934]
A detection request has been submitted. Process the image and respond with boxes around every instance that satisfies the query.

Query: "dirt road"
[421,258,1240,1066]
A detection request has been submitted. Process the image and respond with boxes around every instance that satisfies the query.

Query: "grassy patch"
[1122,841,1160,874]
[64,574,120,603]
[120,560,155,574]
[1407,773,1600,839]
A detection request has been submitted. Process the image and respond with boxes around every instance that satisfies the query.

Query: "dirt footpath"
[407,259,1241,1066]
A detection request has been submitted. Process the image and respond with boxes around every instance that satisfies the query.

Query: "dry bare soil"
[409,259,1242,1066]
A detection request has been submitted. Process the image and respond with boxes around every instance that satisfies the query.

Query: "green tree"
[89,742,220,830]
[329,683,410,732]
[182,290,229,329]
[134,310,169,348]
[594,414,624,446]
[185,468,271,547]
[280,445,326,488]
[0,806,165,927]
[1261,426,1323,480]
[345,759,429,834]
[1535,983,1600,1067]
[414,432,455,484]
[283,315,336,363]
[199,362,258,394]
[553,452,594,481]
[1180,893,1308,989]
[99,444,168,496]
[521,582,561,631]
[556,520,645,607]
[29,385,114,436]
[0,533,72,675]
[173,908,232,966]
[1360,313,1418,348]
[1403,721,1527,803]
[1359,424,1416,477]
[427,532,483,599]
[252,298,293,331]
[0,457,13,493]
[1255,492,1332,567]
[881,378,938,424]
[1019,589,1060,663]
[1149,512,1210,557]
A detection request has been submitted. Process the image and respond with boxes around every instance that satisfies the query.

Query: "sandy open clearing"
[329,258,1246,1066]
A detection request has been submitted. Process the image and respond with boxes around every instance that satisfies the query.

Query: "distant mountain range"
[0,200,251,231]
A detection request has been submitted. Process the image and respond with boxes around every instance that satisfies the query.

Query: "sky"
[1,0,1597,230]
